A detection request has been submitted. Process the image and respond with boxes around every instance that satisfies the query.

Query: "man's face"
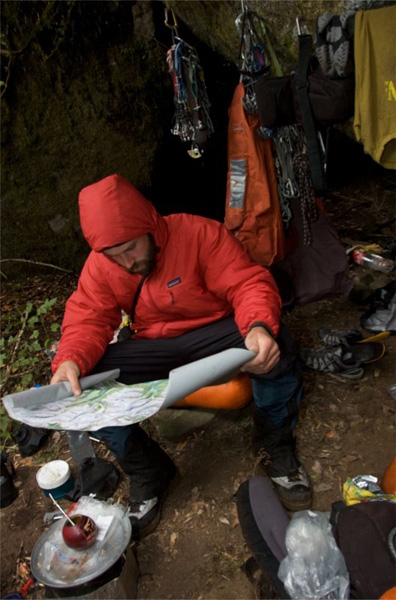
[102,234,157,276]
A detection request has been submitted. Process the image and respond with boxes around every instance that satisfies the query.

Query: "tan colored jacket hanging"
[353,5,396,170]
[224,83,287,266]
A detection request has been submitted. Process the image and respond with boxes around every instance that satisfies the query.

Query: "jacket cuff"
[247,321,275,339]
[51,353,87,377]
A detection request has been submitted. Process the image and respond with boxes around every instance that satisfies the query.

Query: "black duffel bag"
[254,46,355,129]
[255,34,355,194]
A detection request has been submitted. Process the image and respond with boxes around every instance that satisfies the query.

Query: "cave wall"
[1,0,352,276]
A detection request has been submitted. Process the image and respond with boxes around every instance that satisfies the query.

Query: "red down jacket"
[52,174,281,377]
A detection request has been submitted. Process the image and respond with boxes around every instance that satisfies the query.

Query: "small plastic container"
[36,460,73,500]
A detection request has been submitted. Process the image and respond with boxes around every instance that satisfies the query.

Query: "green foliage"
[0,406,14,448]
[0,297,60,396]
[0,296,62,448]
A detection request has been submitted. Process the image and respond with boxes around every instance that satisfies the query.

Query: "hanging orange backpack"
[224,82,288,267]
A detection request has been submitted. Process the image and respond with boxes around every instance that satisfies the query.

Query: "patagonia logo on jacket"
[167,277,181,288]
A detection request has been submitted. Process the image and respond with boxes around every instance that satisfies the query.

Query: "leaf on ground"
[176,440,188,451]
[340,454,360,463]
[311,459,322,474]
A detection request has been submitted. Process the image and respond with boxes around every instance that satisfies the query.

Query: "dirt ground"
[0,166,395,599]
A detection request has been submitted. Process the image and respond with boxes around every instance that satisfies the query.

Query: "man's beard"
[128,258,156,276]
[127,235,157,276]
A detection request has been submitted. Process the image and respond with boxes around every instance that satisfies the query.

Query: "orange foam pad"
[174,374,253,409]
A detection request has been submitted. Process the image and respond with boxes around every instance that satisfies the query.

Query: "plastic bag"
[278,510,349,599]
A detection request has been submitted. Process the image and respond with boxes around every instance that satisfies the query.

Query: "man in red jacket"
[51,174,311,538]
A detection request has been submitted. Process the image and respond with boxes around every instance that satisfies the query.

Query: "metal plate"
[31,509,131,588]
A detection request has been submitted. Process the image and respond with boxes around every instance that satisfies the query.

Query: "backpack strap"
[236,477,290,598]
[117,275,147,341]
[296,33,327,195]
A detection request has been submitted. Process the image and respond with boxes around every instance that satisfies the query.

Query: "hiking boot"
[269,465,312,512]
[253,414,312,512]
[316,327,363,347]
[129,468,180,540]
[257,455,312,512]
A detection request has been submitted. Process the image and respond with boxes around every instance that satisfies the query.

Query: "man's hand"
[241,326,280,375]
[50,360,82,396]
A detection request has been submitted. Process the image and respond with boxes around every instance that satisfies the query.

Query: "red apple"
[62,514,97,550]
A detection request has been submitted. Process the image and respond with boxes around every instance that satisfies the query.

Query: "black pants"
[93,316,299,383]
[91,317,302,501]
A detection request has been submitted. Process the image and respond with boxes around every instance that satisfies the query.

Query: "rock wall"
[0,0,352,275]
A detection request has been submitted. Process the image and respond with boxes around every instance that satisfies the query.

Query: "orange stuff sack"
[224,82,287,267]
[381,456,396,495]
[174,374,252,410]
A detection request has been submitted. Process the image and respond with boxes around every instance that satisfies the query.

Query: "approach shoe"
[316,327,363,347]
[300,345,363,378]
[129,469,180,541]
[301,342,386,378]
[300,345,363,379]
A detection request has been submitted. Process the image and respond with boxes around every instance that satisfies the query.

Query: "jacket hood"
[79,174,165,252]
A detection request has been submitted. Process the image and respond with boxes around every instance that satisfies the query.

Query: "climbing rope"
[292,126,318,246]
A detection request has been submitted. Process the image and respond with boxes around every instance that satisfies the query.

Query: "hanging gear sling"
[225,2,352,306]
[165,7,214,159]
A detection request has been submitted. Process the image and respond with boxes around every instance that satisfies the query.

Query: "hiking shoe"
[317,327,363,347]
[300,345,364,379]
[129,469,180,540]
[257,459,312,511]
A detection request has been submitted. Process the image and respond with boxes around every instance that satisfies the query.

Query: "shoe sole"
[343,341,386,365]
[273,488,312,512]
[359,331,391,343]
[131,470,181,541]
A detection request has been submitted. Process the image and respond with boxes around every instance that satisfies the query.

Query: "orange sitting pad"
[174,373,253,410]
[380,587,396,600]
[380,456,396,495]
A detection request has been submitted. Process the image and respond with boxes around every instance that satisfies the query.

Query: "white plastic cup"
[36,460,73,499]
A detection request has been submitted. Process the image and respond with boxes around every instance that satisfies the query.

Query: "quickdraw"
[165,7,214,158]
[235,0,282,115]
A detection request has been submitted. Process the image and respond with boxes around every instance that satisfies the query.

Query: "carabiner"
[187,143,202,159]
[164,7,178,29]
